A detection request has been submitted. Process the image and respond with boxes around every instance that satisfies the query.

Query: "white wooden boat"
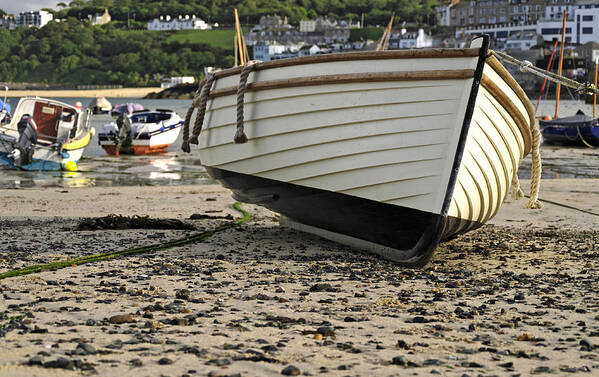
[187,36,537,266]
[98,109,183,155]
[0,96,93,171]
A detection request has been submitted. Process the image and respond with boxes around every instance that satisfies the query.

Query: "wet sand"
[1,180,598,376]
[5,87,162,99]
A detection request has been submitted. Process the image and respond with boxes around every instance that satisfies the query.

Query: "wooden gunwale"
[206,48,481,81]
[485,54,535,139]
[207,69,475,99]
[480,75,532,156]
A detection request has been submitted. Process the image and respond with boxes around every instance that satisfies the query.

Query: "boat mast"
[555,10,567,119]
[376,13,395,51]
[594,58,598,118]
[234,9,247,65]
[535,39,558,113]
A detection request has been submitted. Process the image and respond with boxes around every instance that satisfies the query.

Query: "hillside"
[54,0,440,27]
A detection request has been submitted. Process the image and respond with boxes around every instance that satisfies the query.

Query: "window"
[583,15,594,21]
[582,27,593,34]
[514,6,519,12]
[480,17,486,23]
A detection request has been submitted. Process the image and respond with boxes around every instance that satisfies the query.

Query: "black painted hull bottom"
[206,167,480,266]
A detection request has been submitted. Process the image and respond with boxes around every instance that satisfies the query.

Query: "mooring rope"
[525,125,543,209]
[235,61,258,144]
[0,203,252,280]
[181,75,215,153]
[491,50,599,96]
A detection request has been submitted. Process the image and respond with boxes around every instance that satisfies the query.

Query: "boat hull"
[196,37,534,265]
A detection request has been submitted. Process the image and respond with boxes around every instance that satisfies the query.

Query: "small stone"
[309,283,335,292]
[28,356,44,366]
[109,314,134,324]
[76,342,97,355]
[313,333,323,340]
[158,357,173,365]
[176,289,191,300]
[317,326,335,337]
[580,338,593,350]
[397,340,410,349]
[281,365,301,375]
[130,358,143,367]
[44,357,75,370]
[392,356,407,366]
[145,320,164,329]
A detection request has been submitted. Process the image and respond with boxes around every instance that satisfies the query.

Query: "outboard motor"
[11,114,38,167]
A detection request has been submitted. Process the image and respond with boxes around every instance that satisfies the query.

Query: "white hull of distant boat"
[98,109,183,155]
[189,36,535,266]
[0,97,93,171]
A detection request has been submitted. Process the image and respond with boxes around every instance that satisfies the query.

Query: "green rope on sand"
[0,202,252,280]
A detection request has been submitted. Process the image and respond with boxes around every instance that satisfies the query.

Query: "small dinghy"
[183,35,541,266]
[0,96,94,171]
[98,109,183,155]
[539,110,599,146]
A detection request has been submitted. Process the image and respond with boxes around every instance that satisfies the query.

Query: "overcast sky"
[0,1,57,14]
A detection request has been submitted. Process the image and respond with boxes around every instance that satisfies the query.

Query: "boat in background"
[0,95,94,171]
[539,11,599,147]
[98,109,183,156]
[110,103,144,117]
[91,96,112,114]
[186,34,540,266]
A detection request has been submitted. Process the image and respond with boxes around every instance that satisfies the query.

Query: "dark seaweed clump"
[76,215,195,231]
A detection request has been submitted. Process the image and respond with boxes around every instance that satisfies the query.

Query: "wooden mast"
[594,58,598,118]
[555,10,567,119]
[234,9,246,65]
[376,13,395,51]
[535,39,558,113]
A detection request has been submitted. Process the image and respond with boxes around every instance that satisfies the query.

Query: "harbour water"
[0,97,597,189]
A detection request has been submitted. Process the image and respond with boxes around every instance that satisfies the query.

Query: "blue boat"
[539,110,599,147]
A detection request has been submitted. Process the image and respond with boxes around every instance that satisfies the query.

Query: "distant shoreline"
[4,87,162,98]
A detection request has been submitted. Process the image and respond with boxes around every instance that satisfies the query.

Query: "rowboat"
[98,109,183,155]
[0,96,93,171]
[184,35,540,266]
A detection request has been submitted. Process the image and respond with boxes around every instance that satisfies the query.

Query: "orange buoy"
[542,115,552,121]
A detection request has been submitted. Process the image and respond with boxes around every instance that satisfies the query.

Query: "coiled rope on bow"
[181,74,215,153]
[235,61,258,144]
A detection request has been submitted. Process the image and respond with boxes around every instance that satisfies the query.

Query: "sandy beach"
[0,179,598,376]
[5,87,162,99]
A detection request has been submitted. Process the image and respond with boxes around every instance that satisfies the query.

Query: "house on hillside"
[15,10,53,28]
[389,29,433,49]
[147,15,211,31]
[89,9,111,25]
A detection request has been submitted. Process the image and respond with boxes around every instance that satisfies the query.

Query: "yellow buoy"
[64,161,78,172]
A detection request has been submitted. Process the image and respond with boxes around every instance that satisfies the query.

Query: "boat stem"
[555,10,567,119]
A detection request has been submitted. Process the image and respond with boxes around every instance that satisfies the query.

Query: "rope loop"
[189,74,216,146]
[235,61,258,144]
[181,77,208,153]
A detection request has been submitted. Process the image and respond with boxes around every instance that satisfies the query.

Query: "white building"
[299,19,316,32]
[458,2,599,46]
[389,29,433,49]
[253,43,286,61]
[538,4,599,45]
[15,10,53,28]
[505,30,544,50]
[160,76,195,89]
[147,15,211,31]
[89,9,111,26]
[298,44,320,57]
